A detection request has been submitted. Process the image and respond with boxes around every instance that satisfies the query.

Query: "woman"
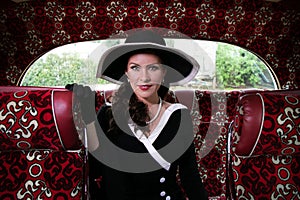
[71,29,208,200]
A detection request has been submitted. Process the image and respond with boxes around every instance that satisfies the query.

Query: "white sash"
[128,103,187,171]
[135,129,171,171]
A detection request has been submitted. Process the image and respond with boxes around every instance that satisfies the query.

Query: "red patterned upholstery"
[1,1,299,90]
[190,90,240,199]
[228,90,300,199]
[0,86,87,199]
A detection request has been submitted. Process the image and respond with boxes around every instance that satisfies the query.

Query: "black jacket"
[89,104,208,200]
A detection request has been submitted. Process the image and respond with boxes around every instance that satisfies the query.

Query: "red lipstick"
[139,85,152,91]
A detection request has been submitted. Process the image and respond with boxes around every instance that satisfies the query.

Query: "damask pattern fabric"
[0,88,86,199]
[251,93,300,156]
[0,151,85,199]
[0,89,63,150]
[230,91,300,199]
[0,0,299,88]
[191,90,240,198]
[232,155,299,199]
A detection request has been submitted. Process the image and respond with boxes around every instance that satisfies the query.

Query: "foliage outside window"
[215,43,275,90]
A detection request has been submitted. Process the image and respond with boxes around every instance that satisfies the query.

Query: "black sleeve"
[178,110,208,200]
[96,104,110,133]
[88,105,110,199]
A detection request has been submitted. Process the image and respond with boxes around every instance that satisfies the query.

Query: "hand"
[65,83,96,124]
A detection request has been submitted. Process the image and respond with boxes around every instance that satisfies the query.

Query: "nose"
[140,68,151,82]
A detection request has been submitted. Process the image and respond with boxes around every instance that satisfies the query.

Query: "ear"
[125,71,130,83]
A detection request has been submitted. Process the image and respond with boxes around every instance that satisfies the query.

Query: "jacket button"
[160,177,165,183]
[160,191,166,196]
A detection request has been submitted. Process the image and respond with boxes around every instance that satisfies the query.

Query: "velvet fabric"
[0,0,299,89]
[0,86,87,199]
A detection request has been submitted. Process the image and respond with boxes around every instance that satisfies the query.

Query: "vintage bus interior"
[0,0,299,199]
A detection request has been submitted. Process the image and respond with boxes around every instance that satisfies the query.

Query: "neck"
[139,95,161,106]
[145,97,162,125]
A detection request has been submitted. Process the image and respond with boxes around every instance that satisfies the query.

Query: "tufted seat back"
[0,86,87,199]
[228,90,300,199]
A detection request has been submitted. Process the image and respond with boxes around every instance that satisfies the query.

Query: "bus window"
[20,39,278,91]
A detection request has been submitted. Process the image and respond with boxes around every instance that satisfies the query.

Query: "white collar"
[128,103,187,144]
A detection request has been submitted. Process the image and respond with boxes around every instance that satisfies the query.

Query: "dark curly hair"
[106,81,169,136]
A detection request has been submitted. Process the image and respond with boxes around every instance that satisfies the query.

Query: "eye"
[130,65,140,71]
[147,64,160,71]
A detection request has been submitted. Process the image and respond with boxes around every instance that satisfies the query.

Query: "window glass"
[20,39,278,91]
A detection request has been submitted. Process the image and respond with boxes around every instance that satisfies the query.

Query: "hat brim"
[97,42,199,86]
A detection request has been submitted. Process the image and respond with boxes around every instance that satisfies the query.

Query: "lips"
[139,85,152,91]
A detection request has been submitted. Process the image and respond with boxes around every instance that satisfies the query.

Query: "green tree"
[216,43,263,89]
[21,52,108,86]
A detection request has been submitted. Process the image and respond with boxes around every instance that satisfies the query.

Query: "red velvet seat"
[228,90,300,199]
[188,90,240,199]
[0,86,87,199]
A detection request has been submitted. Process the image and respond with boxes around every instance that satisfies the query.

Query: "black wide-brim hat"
[97,29,200,86]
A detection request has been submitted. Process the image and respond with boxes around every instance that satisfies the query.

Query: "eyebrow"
[128,62,162,67]
[128,62,139,66]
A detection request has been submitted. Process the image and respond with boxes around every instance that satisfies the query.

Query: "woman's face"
[125,53,166,102]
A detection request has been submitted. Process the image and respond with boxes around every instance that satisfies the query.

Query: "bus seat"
[174,89,195,111]
[0,86,87,199]
[228,90,300,199]
[190,90,240,199]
